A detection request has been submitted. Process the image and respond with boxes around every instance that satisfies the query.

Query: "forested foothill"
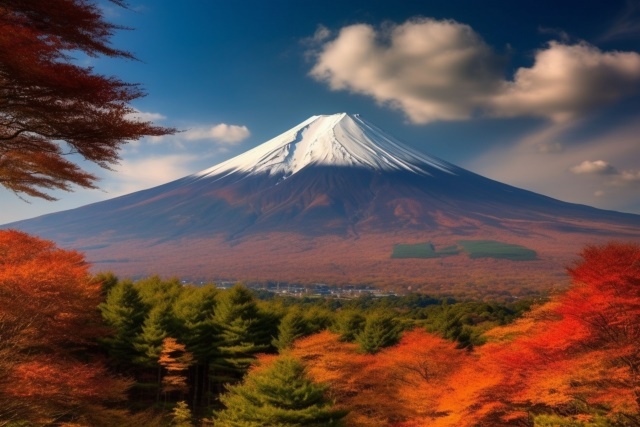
[0,229,638,426]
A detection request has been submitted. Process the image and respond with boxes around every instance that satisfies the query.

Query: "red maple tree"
[0,230,131,425]
[0,0,174,199]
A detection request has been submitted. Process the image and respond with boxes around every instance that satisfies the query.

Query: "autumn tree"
[372,329,470,424]
[462,242,640,426]
[159,337,194,400]
[0,230,131,425]
[290,331,377,426]
[290,329,473,426]
[0,0,174,199]
[215,356,347,426]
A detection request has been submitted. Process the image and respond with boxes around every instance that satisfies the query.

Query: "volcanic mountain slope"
[5,113,640,294]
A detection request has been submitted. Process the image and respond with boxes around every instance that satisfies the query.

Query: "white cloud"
[310,19,503,123]
[467,117,640,213]
[570,160,618,175]
[185,124,251,144]
[491,42,640,123]
[307,25,331,44]
[107,154,200,196]
[309,19,640,124]
[610,169,640,187]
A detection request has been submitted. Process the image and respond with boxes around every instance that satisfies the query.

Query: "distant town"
[190,280,400,298]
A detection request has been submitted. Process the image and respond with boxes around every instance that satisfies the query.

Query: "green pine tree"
[211,284,273,383]
[215,357,346,427]
[93,271,119,297]
[272,307,308,351]
[355,311,400,354]
[172,401,195,427]
[173,285,221,407]
[303,307,333,334]
[99,280,148,366]
[134,303,176,367]
[330,309,365,342]
[135,275,183,308]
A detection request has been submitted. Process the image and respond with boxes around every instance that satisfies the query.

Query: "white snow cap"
[196,113,457,180]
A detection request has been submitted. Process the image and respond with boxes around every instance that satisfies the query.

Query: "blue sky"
[3,0,640,223]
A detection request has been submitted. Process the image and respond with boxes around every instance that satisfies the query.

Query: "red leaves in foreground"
[0,230,131,425]
[288,242,640,426]
[291,329,469,426]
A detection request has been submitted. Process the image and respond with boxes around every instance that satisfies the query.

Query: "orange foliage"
[471,242,640,423]
[372,329,468,424]
[0,230,131,424]
[285,243,640,426]
[159,337,193,396]
[290,329,472,426]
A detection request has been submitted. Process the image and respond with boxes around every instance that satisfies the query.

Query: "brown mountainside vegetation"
[0,229,638,426]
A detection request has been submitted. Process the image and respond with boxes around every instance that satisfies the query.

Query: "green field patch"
[436,245,460,256]
[391,242,460,259]
[458,240,537,261]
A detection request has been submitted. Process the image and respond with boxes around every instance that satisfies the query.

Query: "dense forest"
[0,229,638,426]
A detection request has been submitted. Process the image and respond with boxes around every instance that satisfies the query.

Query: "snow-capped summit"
[195,113,456,181]
[5,112,640,290]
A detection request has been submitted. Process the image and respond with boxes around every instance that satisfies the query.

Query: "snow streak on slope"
[195,113,457,181]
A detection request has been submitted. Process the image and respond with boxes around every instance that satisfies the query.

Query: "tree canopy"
[216,356,347,427]
[0,0,174,199]
[0,230,132,425]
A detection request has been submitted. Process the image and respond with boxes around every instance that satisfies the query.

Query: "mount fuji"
[4,113,640,293]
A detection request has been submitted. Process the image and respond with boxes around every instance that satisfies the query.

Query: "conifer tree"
[330,309,366,342]
[135,275,183,308]
[216,357,346,426]
[134,303,176,367]
[355,311,400,354]
[99,280,148,367]
[212,284,272,382]
[303,307,333,334]
[173,285,220,407]
[173,285,219,361]
[172,401,195,427]
[273,307,308,351]
[93,271,119,296]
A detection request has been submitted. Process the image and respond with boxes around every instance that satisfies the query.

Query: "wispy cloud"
[600,0,640,41]
[468,116,640,212]
[305,25,331,44]
[185,123,251,144]
[106,154,200,196]
[570,160,618,175]
[308,19,640,124]
[609,169,640,187]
